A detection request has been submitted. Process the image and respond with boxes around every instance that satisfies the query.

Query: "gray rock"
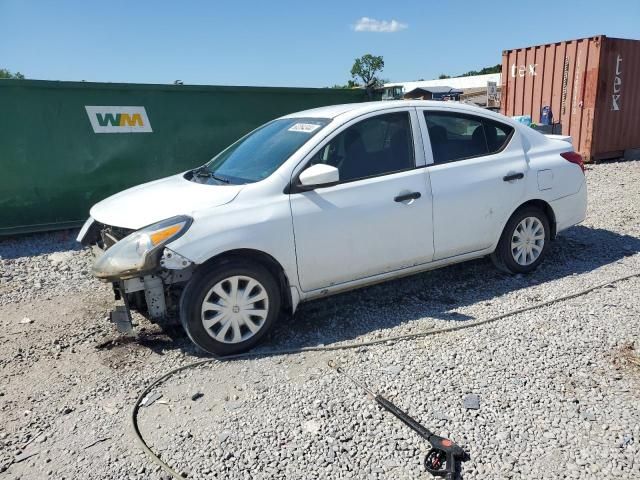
[463,394,480,410]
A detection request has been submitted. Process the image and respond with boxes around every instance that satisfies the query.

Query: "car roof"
[282,100,554,149]
[281,100,503,120]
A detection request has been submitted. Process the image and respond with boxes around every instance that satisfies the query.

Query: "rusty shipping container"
[501,35,640,161]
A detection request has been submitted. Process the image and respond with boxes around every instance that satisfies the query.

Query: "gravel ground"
[1,160,639,479]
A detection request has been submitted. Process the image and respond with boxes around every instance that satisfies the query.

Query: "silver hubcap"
[511,216,545,266]
[201,275,269,344]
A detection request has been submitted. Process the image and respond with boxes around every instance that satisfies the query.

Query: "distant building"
[381,73,501,105]
[403,86,463,101]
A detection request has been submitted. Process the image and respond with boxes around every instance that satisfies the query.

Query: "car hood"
[90,173,243,229]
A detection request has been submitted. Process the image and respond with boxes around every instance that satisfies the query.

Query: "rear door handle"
[503,172,524,182]
[394,192,421,202]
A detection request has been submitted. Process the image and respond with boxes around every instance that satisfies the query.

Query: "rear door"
[417,108,527,260]
[289,108,434,292]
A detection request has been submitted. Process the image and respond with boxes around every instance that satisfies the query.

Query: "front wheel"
[179,260,281,355]
[491,207,550,274]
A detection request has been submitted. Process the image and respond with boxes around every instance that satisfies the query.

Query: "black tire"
[179,259,281,355]
[491,207,551,274]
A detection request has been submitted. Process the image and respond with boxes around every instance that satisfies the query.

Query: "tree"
[438,74,451,79]
[350,54,384,88]
[0,68,25,79]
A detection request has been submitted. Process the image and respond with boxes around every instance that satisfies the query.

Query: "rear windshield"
[205,117,330,183]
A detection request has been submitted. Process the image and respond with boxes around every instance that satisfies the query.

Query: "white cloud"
[353,17,408,33]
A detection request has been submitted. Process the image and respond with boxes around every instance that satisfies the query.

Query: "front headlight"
[92,215,192,280]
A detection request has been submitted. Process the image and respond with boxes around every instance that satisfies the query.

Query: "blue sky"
[2,0,639,87]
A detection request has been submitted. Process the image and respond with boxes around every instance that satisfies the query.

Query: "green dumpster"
[0,79,365,235]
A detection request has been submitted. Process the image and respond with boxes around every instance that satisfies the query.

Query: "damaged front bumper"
[78,216,195,334]
[108,252,194,334]
[110,267,193,334]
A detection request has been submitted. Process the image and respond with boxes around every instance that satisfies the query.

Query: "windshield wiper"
[192,166,230,184]
[210,172,230,184]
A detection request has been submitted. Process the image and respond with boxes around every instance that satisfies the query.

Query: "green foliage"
[438,64,502,79]
[458,64,502,77]
[438,74,451,79]
[350,54,384,87]
[0,68,25,79]
[330,79,359,89]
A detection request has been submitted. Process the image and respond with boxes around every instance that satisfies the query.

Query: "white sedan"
[78,101,587,354]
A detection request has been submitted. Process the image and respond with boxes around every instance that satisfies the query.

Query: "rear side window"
[424,111,514,164]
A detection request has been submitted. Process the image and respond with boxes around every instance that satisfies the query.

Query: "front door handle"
[394,192,421,202]
[503,172,524,182]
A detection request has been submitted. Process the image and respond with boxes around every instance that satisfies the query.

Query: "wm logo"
[85,106,152,133]
[96,113,144,127]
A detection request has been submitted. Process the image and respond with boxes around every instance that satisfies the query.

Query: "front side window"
[308,112,415,182]
[424,111,514,164]
[203,117,330,184]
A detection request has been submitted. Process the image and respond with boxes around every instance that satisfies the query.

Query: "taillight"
[560,151,585,173]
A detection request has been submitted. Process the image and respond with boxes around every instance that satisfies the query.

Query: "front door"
[289,110,434,292]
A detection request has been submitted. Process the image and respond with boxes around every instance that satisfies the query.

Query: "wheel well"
[198,249,294,314]
[515,199,557,239]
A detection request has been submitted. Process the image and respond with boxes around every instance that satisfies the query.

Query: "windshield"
[203,117,330,184]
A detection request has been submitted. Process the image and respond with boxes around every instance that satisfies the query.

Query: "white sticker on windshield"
[288,123,321,133]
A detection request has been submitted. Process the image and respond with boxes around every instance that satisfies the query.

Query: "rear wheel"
[180,260,281,355]
[492,207,550,274]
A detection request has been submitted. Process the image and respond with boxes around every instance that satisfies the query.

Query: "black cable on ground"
[131,271,640,479]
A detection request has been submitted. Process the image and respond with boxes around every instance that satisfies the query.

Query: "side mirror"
[298,164,339,190]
